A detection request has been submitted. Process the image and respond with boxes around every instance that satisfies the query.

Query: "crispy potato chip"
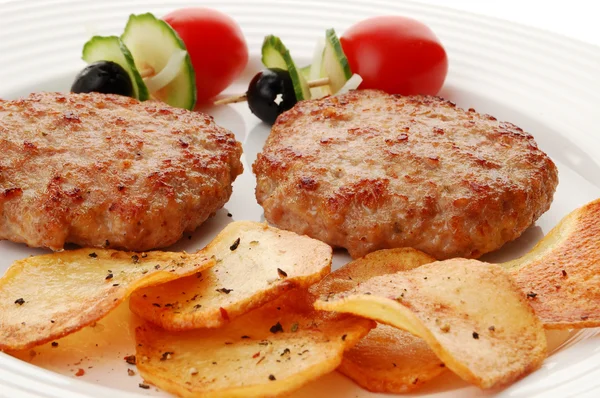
[0,249,214,351]
[130,221,332,331]
[338,324,446,393]
[310,248,444,393]
[315,259,547,389]
[505,199,600,328]
[135,289,374,398]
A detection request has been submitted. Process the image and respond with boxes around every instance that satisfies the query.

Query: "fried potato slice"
[314,259,547,389]
[130,221,332,330]
[504,198,600,329]
[338,324,446,392]
[0,249,214,351]
[310,248,445,392]
[135,289,374,398]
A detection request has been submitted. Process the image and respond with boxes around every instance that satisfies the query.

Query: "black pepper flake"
[124,355,136,365]
[105,273,113,280]
[216,288,233,294]
[268,374,276,381]
[212,361,217,365]
[412,378,419,385]
[88,252,98,258]
[152,303,161,308]
[14,298,25,305]
[50,320,55,323]
[281,348,291,356]
[113,284,119,287]
[341,334,347,341]
[51,342,59,347]
[230,237,241,251]
[277,268,288,278]
[139,383,150,389]
[365,292,372,295]
[160,351,174,361]
[472,332,479,339]
[270,322,284,334]
[291,323,299,332]
[562,270,568,277]
[193,304,202,310]
[527,292,538,299]
[227,212,232,217]
[241,335,250,339]
[488,325,496,331]
[104,240,110,247]
[131,254,140,264]
[155,264,161,270]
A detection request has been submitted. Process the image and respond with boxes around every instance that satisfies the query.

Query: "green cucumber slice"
[121,13,196,110]
[261,35,311,101]
[82,36,149,101]
[321,28,352,94]
[299,65,312,80]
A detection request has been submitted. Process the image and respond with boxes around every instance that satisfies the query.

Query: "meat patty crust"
[0,92,243,251]
[253,90,558,259]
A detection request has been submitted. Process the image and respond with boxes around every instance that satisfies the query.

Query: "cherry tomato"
[340,16,448,96]
[163,8,249,104]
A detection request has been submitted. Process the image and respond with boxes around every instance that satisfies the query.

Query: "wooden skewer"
[139,65,156,79]
[214,77,331,106]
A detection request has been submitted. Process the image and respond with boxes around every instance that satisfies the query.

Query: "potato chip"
[315,259,547,389]
[337,324,446,392]
[505,199,600,328]
[130,221,332,331]
[309,248,444,392]
[135,289,374,397]
[0,249,214,351]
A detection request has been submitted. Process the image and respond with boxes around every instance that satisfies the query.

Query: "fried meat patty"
[0,92,243,251]
[253,90,558,259]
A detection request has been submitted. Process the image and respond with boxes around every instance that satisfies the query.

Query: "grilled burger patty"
[254,89,558,259]
[0,92,243,251]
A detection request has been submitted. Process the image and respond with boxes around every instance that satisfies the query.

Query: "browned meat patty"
[253,89,558,260]
[0,92,243,251]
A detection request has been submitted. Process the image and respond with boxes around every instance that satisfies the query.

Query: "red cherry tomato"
[340,16,448,95]
[163,8,249,104]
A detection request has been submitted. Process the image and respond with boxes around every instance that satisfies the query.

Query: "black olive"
[71,61,134,98]
[247,68,297,124]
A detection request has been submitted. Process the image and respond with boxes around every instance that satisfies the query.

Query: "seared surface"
[253,90,558,259]
[0,92,243,251]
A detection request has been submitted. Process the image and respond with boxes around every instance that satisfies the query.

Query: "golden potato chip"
[0,249,214,351]
[315,259,547,389]
[310,248,444,392]
[505,199,600,329]
[135,289,374,398]
[338,324,446,393]
[130,221,332,330]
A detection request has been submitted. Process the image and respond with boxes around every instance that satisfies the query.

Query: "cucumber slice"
[299,65,312,81]
[82,36,149,101]
[261,35,311,101]
[121,13,196,110]
[310,37,330,98]
[321,28,352,94]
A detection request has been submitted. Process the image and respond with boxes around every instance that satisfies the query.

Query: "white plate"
[1,0,600,397]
